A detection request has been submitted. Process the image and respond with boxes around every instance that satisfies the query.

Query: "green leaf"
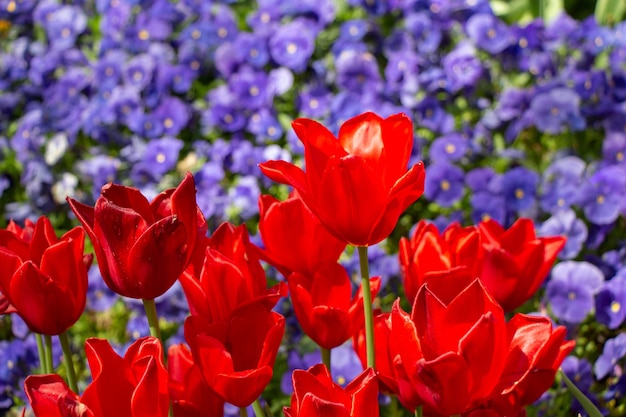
[595,0,626,25]
[559,369,603,417]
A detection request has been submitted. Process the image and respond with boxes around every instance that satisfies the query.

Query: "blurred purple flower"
[269,19,315,73]
[539,209,587,260]
[527,87,586,134]
[405,12,442,54]
[539,156,586,213]
[87,267,118,312]
[466,13,511,54]
[602,132,626,166]
[502,166,539,212]
[424,161,465,207]
[595,275,626,329]
[415,97,455,134]
[298,85,332,118]
[429,133,468,162]
[595,333,626,380]
[546,261,604,324]
[579,165,626,225]
[123,53,156,92]
[335,50,383,94]
[227,175,261,220]
[561,356,593,393]
[442,41,484,93]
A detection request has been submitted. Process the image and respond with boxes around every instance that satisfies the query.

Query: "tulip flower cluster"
[0,112,581,417]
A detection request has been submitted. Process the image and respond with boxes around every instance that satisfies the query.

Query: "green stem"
[142,298,162,341]
[415,406,423,417]
[321,347,331,373]
[58,331,78,392]
[390,396,399,417]
[240,406,248,417]
[36,333,47,374]
[357,245,375,369]
[560,368,603,417]
[252,399,265,417]
[44,335,54,374]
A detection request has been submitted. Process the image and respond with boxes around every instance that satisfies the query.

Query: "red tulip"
[284,364,378,417]
[23,337,169,417]
[391,271,509,415]
[67,172,207,300]
[478,218,566,312]
[257,192,346,278]
[81,337,169,417]
[0,219,38,314]
[168,343,224,417]
[180,222,287,322]
[260,112,425,246]
[23,374,91,417]
[399,220,481,304]
[0,216,91,335]
[184,301,285,407]
[481,314,575,416]
[289,263,380,350]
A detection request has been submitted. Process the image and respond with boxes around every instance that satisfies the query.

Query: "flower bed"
[1,0,626,416]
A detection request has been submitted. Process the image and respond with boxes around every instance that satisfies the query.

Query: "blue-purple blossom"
[561,356,594,393]
[595,274,626,329]
[602,132,626,166]
[335,50,383,94]
[527,87,586,134]
[595,333,626,380]
[405,12,442,54]
[538,209,587,260]
[442,41,483,93]
[539,156,586,213]
[465,13,511,54]
[429,133,469,162]
[269,19,315,73]
[501,166,539,212]
[579,165,626,225]
[424,161,465,207]
[546,260,604,324]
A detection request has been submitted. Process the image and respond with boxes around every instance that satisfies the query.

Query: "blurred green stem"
[358,245,375,369]
[240,406,248,417]
[415,405,423,417]
[59,331,78,392]
[44,335,53,374]
[321,347,331,372]
[252,399,265,417]
[36,333,47,374]
[142,298,162,341]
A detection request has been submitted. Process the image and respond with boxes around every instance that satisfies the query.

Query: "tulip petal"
[100,183,154,224]
[131,356,170,417]
[127,216,188,300]
[337,112,384,167]
[298,392,349,417]
[23,374,91,417]
[380,113,414,187]
[316,155,387,246]
[259,160,311,200]
[415,353,473,415]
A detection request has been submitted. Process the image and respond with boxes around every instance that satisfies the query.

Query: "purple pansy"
[501,166,539,212]
[429,133,469,162]
[540,156,586,214]
[595,274,626,330]
[546,261,604,324]
[527,87,586,134]
[424,161,465,207]
[465,13,511,54]
[595,333,626,380]
[579,165,626,225]
[269,19,315,73]
[538,209,587,260]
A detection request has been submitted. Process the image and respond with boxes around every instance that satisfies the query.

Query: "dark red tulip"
[179,222,287,322]
[184,301,285,407]
[391,272,509,415]
[168,343,224,417]
[399,220,481,304]
[67,172,207,300]
[289,262,380,349]
[23,337,169,417]
[260,112,425,246]
[284,364,379,417]
[478,218,566,312]
[257,192,346,278]
[0,216,91,335]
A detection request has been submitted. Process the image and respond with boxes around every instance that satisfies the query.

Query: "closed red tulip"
[478,218,566,312]
[180,222,287,322]
[260,112,425,247]
[0,216,91,335]
[289,263,380,350]
[284,364,378,417]
[168,343,224,417]
[0,219,36,315]
[23,374,91,417]
[257,193,346,278]
[184,301,285,407]
[23,337,169,417]
[67,172,207,300]
[481,314,575,416]
[399,220,481,304]
[391,270,509,415]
